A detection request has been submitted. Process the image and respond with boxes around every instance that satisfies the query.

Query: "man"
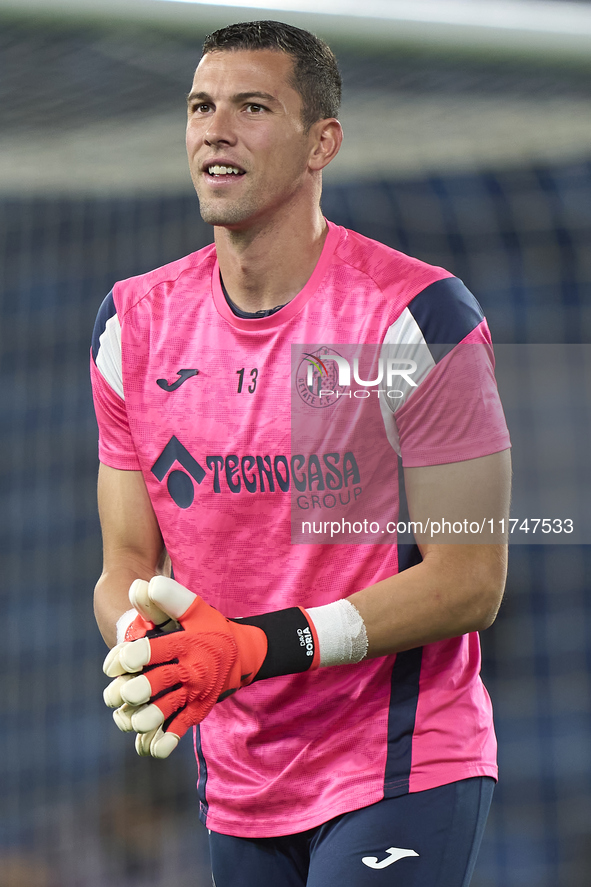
[92,20,511,887]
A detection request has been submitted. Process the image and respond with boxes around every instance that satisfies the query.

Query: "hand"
[103,576,268,758]
[123,577,181,641]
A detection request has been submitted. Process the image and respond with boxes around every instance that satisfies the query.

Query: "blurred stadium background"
[1,1,591,884]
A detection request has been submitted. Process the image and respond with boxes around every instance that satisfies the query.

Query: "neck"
[213,202,328,313]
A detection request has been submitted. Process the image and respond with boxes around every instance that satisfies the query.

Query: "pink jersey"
[91,221,510,837]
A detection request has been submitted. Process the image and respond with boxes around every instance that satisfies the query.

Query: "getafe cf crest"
[296,347,347,408]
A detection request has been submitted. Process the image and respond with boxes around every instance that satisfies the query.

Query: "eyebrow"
[187,90,279,106]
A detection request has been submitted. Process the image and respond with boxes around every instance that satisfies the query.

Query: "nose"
[203,107,237,148]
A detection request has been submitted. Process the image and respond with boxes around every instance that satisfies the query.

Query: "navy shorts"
[209,776,494,887]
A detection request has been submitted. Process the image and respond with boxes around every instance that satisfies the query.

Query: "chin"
[198,199,253,228]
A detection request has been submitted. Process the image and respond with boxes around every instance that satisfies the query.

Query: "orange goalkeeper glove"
[103,576,319,758]
[118,577,181,642]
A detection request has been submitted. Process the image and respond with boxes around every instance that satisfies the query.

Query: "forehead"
[191,48,298,100]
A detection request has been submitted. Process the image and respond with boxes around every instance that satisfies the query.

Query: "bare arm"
[94,463,167,648]
[348,449,511,657]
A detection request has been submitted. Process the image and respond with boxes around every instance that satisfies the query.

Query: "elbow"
[466,570,506,633]
[474,597,502,632]
[449,546,507,634]
[422,543,508,639]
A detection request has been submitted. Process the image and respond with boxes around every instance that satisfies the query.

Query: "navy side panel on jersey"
[195,725,210,825]
[408,277,484,364]
[383,647,423,797]
[396,455,423,572]
[91,290,117,364]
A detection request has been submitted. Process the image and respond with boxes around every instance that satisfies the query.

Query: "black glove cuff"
[232,607,317,681]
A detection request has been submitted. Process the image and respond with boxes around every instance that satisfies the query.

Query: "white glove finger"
[129,579,179,632]
[135,728,158,757]
[150,727,180,759]
[131,703,165,733]
[148,576,197,621]
[103,674,134,708]
[118,637,151,673]
[120,674,153,706]
[113,702,141,733]
[103,642,130,677]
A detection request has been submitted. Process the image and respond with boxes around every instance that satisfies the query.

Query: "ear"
[307,118,343,172]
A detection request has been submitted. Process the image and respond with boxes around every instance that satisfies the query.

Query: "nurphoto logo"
[296,346,418,408]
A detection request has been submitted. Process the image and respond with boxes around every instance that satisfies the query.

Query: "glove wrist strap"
[235,607,319,681]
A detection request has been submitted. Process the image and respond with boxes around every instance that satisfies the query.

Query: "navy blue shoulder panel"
[91,290,117,364]
[407,277,484,364]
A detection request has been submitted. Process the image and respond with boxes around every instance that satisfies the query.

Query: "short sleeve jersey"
[91,221,510,838]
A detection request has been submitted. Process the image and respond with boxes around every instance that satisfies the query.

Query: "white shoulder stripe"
[96,313,124,400]
[378,307,437,454]
[380,307,437,413]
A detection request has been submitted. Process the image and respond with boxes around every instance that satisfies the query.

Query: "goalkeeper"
[92,19,511,887]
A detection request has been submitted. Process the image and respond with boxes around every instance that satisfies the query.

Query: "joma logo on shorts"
[151,436,362,509]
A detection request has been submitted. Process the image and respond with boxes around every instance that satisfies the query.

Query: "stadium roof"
[2,2,591,194]
[4,0,591,60]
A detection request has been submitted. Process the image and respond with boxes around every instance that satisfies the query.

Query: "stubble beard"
[197,194,256,228]
[194,163,307,231]
[193,170,260,228]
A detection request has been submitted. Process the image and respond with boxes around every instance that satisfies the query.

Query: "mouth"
[204,164,246,179]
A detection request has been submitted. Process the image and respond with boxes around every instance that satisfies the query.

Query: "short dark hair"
[202,20,341,131]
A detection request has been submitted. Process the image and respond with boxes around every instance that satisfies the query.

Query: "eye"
[246,103,266,113]
[190,102,212,114]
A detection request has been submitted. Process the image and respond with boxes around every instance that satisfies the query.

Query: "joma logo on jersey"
[152,436,362,509]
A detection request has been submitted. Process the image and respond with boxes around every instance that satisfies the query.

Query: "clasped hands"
[102,576,268,758]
